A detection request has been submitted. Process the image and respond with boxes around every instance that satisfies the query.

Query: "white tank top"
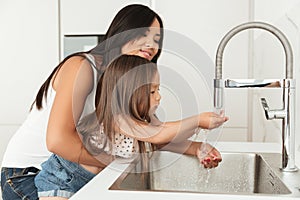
[1,88,55,169]
[1,54,99,169]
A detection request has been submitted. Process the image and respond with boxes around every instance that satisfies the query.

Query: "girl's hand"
[198,111,228,129]
[196,142,222,168]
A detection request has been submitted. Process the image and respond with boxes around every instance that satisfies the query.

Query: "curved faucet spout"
[214,21,297,172]
[215,21,293,79]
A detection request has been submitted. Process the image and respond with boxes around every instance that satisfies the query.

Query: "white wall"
[251,0,300,166]
[0,0,299,167]
[0,0,59,164]
[153,0,250,142]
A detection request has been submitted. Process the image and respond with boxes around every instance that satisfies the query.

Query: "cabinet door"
[60,0,151,34]
[0,0,59,125]
[153,0,250,141]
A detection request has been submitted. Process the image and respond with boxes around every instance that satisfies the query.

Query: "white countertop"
[70,142,299,200]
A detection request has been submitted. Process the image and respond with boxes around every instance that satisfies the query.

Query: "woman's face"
[121,18,161,61]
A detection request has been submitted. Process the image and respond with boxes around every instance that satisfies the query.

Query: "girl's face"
[149,72,161,113]
[121,18,161,61]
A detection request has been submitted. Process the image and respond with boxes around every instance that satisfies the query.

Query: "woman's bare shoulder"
[63,55,93,72]
[53,55,94,91]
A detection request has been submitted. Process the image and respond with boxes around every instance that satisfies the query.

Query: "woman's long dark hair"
[31,4,164,110]
[89,4,164,65]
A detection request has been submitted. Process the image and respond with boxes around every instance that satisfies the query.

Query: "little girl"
[35,55,228,199]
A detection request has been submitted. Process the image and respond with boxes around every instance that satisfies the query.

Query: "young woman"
[34,55,228,199]
[1,4,164,200]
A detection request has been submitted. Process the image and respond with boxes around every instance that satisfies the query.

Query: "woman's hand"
[198,111,228,130]
[196,142,222,168]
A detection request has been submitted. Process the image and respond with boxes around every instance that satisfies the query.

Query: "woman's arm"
[46,56,112,167]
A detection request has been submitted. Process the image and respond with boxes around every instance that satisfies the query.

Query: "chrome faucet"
[214,21,298,172]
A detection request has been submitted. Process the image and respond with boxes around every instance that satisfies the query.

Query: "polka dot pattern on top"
[113,133,139,158]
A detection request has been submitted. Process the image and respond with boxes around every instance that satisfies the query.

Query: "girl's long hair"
[78,55,158,157]
[31,4,164,110]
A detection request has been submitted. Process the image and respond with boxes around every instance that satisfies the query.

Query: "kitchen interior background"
[0,0,299,168]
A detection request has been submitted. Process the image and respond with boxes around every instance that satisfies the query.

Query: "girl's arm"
[46,56,112,167]
[118,113,226,169]
[117,112,228,145]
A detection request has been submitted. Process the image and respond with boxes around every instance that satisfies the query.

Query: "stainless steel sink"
[109,151,300,197]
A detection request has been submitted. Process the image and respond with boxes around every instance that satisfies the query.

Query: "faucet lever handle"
[260,98,286,120]
[260,98,274,120]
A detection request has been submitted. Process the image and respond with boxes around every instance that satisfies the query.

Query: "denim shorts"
[34,154,96,198]
[1,167,40,200]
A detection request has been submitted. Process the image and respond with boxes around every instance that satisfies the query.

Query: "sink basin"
[110,151,300,196]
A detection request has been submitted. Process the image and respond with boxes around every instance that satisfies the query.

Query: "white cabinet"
[59,0,151,58]
[0,0,59,125]
[60,0,151,34]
